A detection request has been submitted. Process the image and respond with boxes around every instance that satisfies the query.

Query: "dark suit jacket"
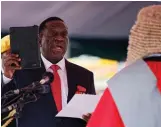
[2,59,96,127]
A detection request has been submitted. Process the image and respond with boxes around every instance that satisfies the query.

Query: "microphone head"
[42,72,54,84]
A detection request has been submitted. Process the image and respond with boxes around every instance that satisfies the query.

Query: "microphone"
[19,72,54,93]
[2,102,18,114]
[4,72,54,96]
[2,91,38,114]
[2,85,50,114]
[2,72,54,114]
[39,72,54,85]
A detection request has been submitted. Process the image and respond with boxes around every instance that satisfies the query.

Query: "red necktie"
[50,65,62,112]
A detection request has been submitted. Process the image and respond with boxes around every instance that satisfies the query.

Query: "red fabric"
[146,61,161,94]
[87,88,125,127]
[50,65,62,112]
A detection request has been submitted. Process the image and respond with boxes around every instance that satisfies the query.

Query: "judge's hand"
[2,50,21,79]
[82,113,92,122]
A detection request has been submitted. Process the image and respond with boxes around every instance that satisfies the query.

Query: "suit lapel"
[65,60,77,103]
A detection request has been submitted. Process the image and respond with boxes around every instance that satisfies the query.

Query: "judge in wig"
[87,5,161,127]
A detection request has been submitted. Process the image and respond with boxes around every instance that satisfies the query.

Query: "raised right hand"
[2,50,22,79]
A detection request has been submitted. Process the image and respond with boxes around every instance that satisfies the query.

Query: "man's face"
[40,20,68,64]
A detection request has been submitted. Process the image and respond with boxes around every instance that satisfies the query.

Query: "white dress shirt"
[2,54,68,108]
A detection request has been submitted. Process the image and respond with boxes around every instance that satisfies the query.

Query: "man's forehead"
[45,20,68,29]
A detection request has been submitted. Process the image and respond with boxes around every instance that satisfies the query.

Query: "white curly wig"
[126,5,161,65]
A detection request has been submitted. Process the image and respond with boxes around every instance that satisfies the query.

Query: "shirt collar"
[41,54,65,71]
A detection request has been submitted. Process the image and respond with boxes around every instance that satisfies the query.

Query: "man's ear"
[67,37,69,44]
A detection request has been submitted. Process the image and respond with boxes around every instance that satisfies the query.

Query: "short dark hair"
[39,17,64,33]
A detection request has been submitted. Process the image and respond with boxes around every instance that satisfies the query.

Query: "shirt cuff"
[3,74,12,84]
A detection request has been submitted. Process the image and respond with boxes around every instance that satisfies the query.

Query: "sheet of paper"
[56,94,101,119]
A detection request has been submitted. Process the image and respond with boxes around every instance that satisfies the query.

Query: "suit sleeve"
[87,88,125,127]
[87,72,96,95]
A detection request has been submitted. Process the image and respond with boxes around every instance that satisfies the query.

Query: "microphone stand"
[1,111,18,123]
[1,95,25,127]
[1,92,38,125]
[2,82,50,127]
[1,95,25,120]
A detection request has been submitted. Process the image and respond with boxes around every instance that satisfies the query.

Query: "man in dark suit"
[1,17,96,127]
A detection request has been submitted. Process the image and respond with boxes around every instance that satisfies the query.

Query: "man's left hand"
[82,113,92,122]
